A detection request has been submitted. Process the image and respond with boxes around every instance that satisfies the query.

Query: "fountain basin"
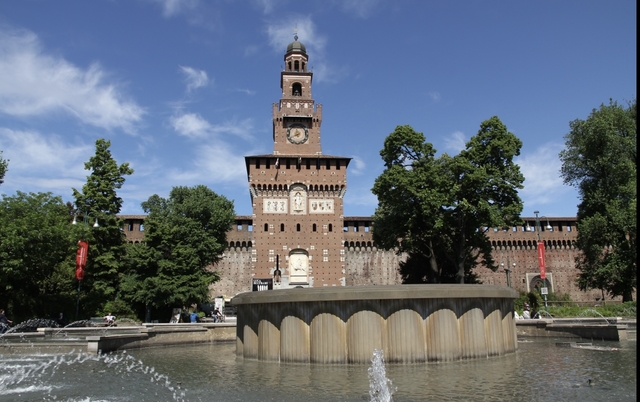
[232,284,519,364]
[516,320,629,340]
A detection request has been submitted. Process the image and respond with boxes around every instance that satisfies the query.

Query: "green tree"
[120,185,235,321]
[0,150,8,185]
[0,192,78,322]
[372,119,524,283]
[559,99,636,302]
[72,139,133,316]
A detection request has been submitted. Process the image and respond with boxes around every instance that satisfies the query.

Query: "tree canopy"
[0,150,8,185]
[0,192,78,322]
[72,138,134,316]
[120,185,235,319]
[559,99,636,301]
[372,118,524,284]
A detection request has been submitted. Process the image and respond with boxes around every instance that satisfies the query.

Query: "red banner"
[537,240,546,280]
[75,240,88,281]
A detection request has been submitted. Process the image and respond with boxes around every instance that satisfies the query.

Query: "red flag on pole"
[537,240,546,280]
[75,240,88,281]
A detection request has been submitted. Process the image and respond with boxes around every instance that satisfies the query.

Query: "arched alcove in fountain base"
[231,284,519,364]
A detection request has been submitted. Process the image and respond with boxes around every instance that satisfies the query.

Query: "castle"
[119,35,611,305]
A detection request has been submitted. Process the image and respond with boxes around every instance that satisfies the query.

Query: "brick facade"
[117,35,625,305]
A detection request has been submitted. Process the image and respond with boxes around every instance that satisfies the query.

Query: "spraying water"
[579,309,612,324]
[0,350,187,401]
[368,349,396,402]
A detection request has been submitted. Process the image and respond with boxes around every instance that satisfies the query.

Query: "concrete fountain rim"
[231,284,518,305]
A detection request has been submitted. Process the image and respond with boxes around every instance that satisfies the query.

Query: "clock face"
[287,125,309,144]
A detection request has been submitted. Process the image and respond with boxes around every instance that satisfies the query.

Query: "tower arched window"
[292,83,302,97]
[313,223,317,232]
[264,223,268,232]
[296,223,301,232]
[294,60,300,72]
[280,223,285,232]
[329,224,333,232]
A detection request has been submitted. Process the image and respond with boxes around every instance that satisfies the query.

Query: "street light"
[501,261,515,288]
[72,214,99,228]
[533,210,549,311]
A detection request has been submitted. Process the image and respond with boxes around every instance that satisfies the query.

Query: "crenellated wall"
[119,214,626,304]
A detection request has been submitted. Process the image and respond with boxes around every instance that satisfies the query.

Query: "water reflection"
[0,338,635,402]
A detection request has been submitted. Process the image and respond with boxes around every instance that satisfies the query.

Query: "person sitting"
[56,312,68,327]
[522,303,531,319]
[0,309,13,333]
[104,313,116,326]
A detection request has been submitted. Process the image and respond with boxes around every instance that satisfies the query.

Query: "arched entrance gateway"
[288,249,309,285]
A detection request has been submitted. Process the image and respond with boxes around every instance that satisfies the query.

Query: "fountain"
[232,284,519,363]
[0,338,635,401]
[368,349,396,402]
[578,308,613,324]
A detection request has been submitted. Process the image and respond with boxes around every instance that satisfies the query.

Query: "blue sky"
[0,1,635,219]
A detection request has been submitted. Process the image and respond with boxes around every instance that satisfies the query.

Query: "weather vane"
[294,26,298,41]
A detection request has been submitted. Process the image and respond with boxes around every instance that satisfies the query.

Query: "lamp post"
[273,255,282,286]
[501,261,515,288]
[72,212,98,320]
[533,210,550,311]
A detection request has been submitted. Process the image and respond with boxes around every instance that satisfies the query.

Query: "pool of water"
[0,337,635,401]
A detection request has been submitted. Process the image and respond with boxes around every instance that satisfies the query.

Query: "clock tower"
[245,33,351,289]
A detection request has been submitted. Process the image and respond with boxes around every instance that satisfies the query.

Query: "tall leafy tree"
[72,139,133,316]
[0,150,8,185]
[120,185,235,320]
[559,99,636,301]
[0,192,77,322]
[372,119,524,283]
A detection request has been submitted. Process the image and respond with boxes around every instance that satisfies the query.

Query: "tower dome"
[286,33,306,54]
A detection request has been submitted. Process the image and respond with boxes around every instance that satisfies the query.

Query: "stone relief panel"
[309,199,334,214]
[288,249,309,284]
[290,184,307,215]
[263,199,288,214]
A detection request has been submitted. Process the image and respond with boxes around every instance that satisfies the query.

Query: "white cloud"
[344,185,378,215]
[193,143,248,182]
[334,0,384,19]
[161,141,249,190]
[428,91,441,102]
[170,113,212,138]
[265,17,338,82]
[252,0,284,14]
[265,17,350,84]
[0,128,93,195]
[0,28,145,134]
[164,109,261,193]
[170,112,255,141]
[443,131,466,153]
[349,155,366,176]
[179,66,209,92]
[151,0,199,17]
[236,88,257,96]
[517,142,577,214]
